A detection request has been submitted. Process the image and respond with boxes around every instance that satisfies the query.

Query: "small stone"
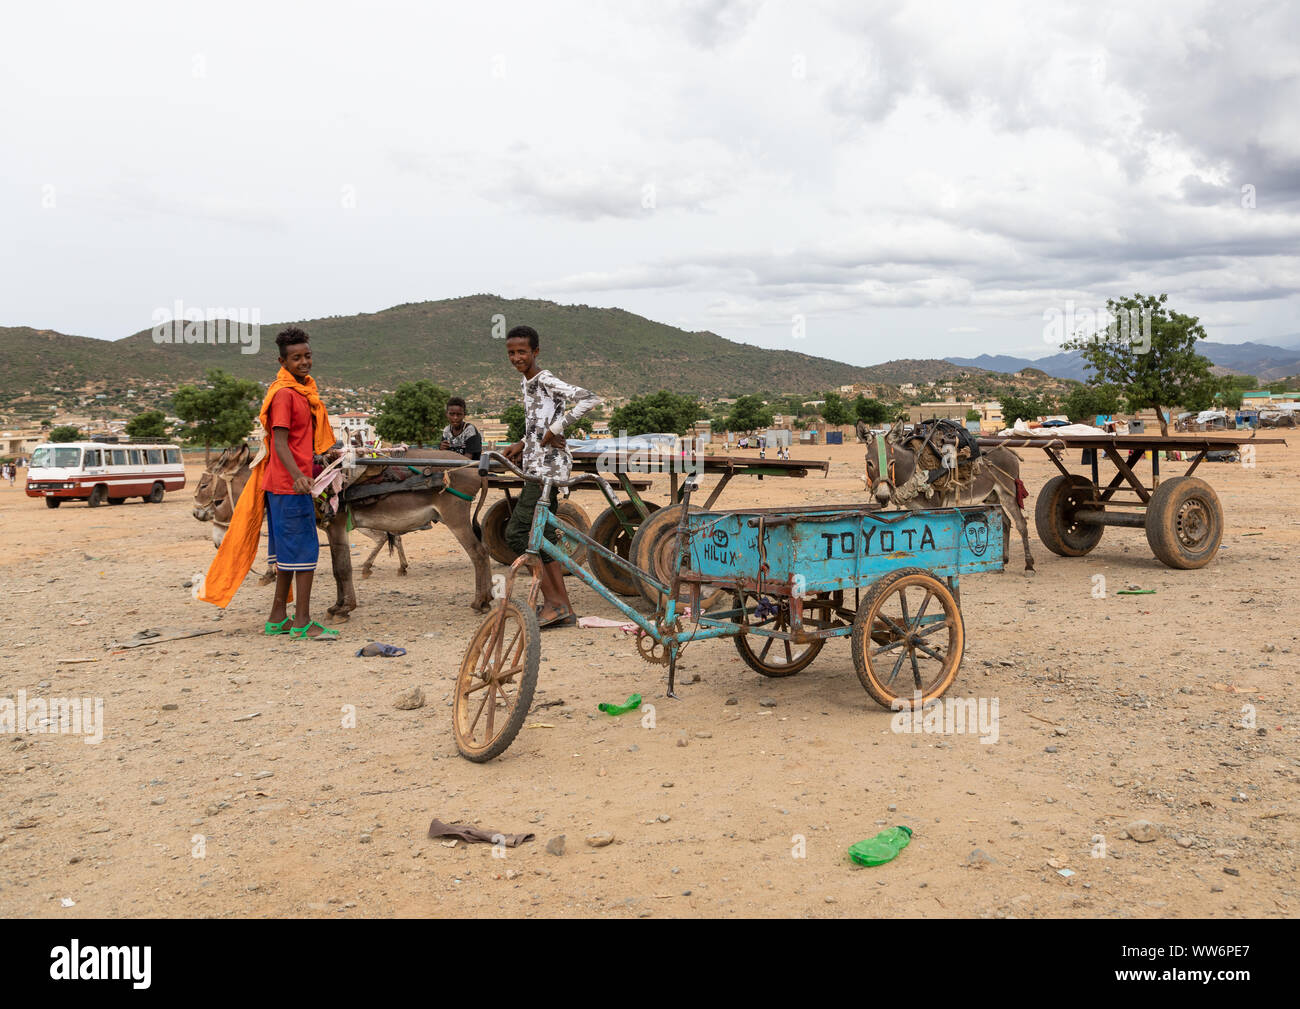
[586,832,614,848]
[967,848,996,866]
[359,833,372,844]
[161,703,178,711]
[1211,885,1224,893]
[505,868,521,880]
[1223,867,1240,877]
[676,736,688,747]
[662,781,674,788]
[149,797,166,806]
[1176,836,1195,849]
[1126,820,1159,843]
[252,771,274,780]
[205,804,221,816]
[393,686,426,710]
[888,804,897,812]
[627,744,639,753]
[725,697,738,706]
[758,698,777,708]
[1045,746,1059,753]
[1052,727,1067,736]
[694,731,712,739]
[657,814,671,823]
[1262,643,1275,653]
[545,835,566,856]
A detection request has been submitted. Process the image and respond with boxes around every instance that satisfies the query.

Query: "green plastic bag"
[848,825,913,866]
[597,693,642,716]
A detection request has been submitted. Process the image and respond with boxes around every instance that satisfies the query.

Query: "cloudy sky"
[3,0,1298,364]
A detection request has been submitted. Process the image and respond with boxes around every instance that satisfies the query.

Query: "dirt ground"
[1,440,1296,919]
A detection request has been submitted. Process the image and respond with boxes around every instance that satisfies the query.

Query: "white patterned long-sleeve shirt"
[520,369,602,480]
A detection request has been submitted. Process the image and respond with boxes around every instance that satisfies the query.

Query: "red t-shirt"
[263,388,315,494]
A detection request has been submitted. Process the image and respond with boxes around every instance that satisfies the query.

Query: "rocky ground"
[0,440,1295,918]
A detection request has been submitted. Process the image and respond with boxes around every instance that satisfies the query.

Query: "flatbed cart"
[982,433,1288,569]
[453,451,1004,762]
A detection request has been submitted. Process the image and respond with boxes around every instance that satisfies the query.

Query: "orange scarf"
[199,367,335,608]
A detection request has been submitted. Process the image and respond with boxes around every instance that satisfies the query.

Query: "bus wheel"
[45,497,61,509]
[148,482,165,503]
[88,485,107,507]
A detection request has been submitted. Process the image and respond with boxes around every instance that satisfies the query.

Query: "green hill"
[4,295,989,409]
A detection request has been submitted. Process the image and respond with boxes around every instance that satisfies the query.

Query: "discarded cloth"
[426,818,534,847]
[356,642,407,657]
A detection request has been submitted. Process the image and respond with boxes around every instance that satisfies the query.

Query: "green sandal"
[264,616,294,636]
[289,619,339,640]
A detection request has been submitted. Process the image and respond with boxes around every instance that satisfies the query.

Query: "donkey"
[857,421,1035,573]
[191,446,427,584]
[322,448,493,618]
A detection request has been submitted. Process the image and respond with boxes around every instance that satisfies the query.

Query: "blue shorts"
[266,492,319,572]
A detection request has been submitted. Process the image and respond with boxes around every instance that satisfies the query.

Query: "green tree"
[854,395,891,425]
[501,402,526,442]
[373,380,451,446]
[725,394,773,432]
[609,390,703,436]
[1060,384,1122,424]
[999,392,1051,425]
[965,408,982,423]
[821,392,850,426]
[1064,293,1213,436]
[125,410,168,440]
[48,425,80,443]
[171,369,262,464]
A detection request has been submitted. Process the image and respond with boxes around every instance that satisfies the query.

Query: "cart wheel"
[646,524,730,611]
[1145,476,1223,569]
[630,503,699,605]
[453,598,540,762]
[1034,474,1104,556]
[553,500,591,568]
[480,498,517,565]
[588,501,659,596]
[851,569,964,710]
[732,591,829,677]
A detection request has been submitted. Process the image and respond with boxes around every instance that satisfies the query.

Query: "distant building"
[331,411,376,443]
[907,401,976,422]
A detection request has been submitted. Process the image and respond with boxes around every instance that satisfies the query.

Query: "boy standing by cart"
[501,325,601,628]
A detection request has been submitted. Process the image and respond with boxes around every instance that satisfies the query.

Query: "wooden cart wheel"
[1145,476,1223,569]
[481,498,517,565]
[454,598,540,762]
[851,569,964,709]
[588,501,659,596]
[732,591,830,677]
[1034,474,1104,557]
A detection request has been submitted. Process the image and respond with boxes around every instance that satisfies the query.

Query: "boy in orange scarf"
[199,327,338,639]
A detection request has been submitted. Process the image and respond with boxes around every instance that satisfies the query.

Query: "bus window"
[146,449,162,465]
[112,449,127,465]
[84,449,101,467]
[32,446,81,468]
[165,448,181,464]
[129,450,142,465]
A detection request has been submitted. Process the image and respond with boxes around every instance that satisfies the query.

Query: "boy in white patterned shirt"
[502,325,601,627]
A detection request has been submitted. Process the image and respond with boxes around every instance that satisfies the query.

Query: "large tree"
[48,425,81,443]
[171,368,262,463]
[725,394,773,433]
[373,380,451,446]
[125,410,169,440]
[821,392,850,426]
[853,395,891,425]
[1063,293,1213,435]
[609,390,703,436]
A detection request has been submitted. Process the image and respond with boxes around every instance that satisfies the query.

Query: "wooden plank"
[1103,447,1151,504]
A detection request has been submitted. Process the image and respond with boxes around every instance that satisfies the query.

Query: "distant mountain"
[2,296,986,409]
[948,341,1300,383]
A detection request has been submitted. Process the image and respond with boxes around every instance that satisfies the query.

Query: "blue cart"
[454,452,1005,761]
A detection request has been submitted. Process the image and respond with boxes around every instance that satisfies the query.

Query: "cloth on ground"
[426,818,534,847]
[356,642,407,657]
